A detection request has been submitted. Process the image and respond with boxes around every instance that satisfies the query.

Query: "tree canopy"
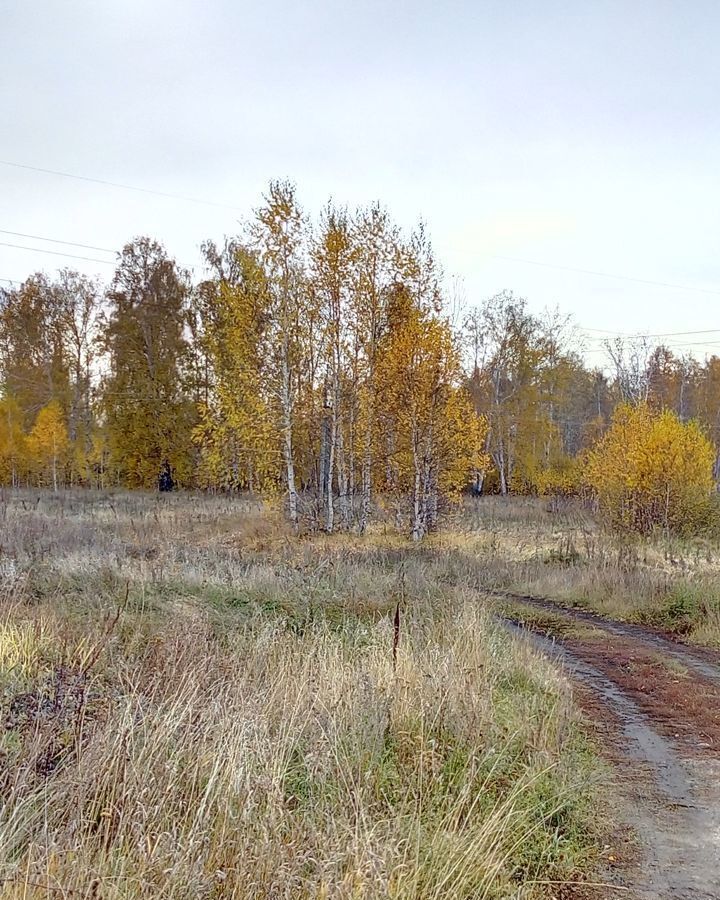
[2,183,720,538]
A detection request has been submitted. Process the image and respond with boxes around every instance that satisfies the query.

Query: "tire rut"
[504,620,720,899]
[498,590,720,683]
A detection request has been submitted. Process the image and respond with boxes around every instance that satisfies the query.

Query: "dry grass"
[435,496,720,648]
[0,490,600,899]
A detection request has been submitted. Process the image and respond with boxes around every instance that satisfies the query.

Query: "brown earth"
[568,635,720,753]
[498,595,720,900]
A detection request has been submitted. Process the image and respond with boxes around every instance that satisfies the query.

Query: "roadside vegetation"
[448,495,720,648]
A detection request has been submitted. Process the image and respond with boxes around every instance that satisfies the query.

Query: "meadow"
[4,489,720,897]
[0,489,616,899]
[452,496,720,647]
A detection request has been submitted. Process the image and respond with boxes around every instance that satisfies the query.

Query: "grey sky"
[2,0,719,362]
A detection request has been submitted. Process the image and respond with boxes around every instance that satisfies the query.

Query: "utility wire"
[1,216,717,350]
[5,158,719,302]
[0,229,201,273]
[578,326,720,338]
[4,234,717,339]
[488,254,720,297]
[583,345,720,356]
[4,158,720,306]
[0,241,115,265]
[578,336,720,349]
[0,159,244,212]
[0,229,115,255]
[1,248,717,351]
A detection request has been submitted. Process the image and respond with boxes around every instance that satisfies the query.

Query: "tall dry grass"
[445,496,720,646]
[0,490,599,898]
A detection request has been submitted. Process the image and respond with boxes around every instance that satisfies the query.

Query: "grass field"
[446,496,720,647]
[0,490,607,899]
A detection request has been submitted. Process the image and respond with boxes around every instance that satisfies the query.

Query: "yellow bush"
[585,403,716,535]
[533,457,584,499]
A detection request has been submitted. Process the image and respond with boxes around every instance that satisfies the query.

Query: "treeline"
[466,295,720,496]
[0,184,484,538]
[2,181,720,535]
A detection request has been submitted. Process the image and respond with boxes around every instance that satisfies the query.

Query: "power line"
[6,158,719,307]
[580,340,720,353]
[0,159,244,212]
[646,342,720,350]
[5,158,718,301]
[582,343,720,358]
[488,254,720,297]
[579,326,720,338]
[0,229,115,255]
[583,337,720,348]
[0,236,202,275]
[0,241,115,265]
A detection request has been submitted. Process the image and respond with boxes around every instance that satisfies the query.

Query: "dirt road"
[499,593,720,899]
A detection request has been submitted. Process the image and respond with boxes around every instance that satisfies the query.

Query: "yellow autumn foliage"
[0,396,27,485]
[27,400,69,491]
[585,403,715,535]
[531,455,584,499]
[374,294,489,535]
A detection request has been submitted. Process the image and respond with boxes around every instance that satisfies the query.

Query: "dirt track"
[499,594,720,899]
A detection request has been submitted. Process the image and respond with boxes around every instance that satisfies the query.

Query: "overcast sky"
[1,0,719,363]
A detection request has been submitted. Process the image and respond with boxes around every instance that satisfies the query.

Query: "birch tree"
[193,240,280,492]
[376,285,487,539]
[350,205,397,532]
[312,204,355,531]
[253,181,307,528]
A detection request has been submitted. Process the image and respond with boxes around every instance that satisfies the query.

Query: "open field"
[0,491,601,899]
[2,490,720,898]
[443,497,720,648]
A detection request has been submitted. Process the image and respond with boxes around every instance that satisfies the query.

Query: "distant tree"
[0,274,69,427]
[0,271,102,484]
[0,395,27,486]
[27,400,69,491]
[645,345,699,422]
[54,269,102,483]
[467,292,552,494]
[605,336,652,405]
[696,355,720,484]
[103,238,196,488]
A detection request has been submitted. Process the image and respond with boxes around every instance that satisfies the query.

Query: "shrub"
[584,403,716,536]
